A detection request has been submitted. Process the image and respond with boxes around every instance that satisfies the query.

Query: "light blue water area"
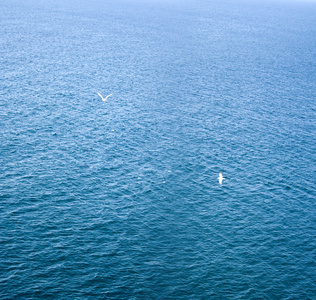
[1,0,316,299]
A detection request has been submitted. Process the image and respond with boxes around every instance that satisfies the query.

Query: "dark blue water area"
[1,0,316,299]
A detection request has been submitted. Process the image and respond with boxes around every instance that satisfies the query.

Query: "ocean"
[1,0,315,299]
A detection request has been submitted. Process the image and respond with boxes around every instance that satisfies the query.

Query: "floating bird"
[97,92,112,101]
[218,172,225,185]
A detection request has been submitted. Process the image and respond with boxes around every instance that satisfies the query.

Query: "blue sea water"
[1,0,316,298]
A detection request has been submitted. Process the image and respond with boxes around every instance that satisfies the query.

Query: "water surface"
[1,0,316,299]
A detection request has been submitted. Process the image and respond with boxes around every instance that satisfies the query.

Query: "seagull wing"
[104,94,112,101]
[97,92,104,100]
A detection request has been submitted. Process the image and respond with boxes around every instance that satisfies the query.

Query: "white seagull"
[97,92,112,101]
[218,172,225,185]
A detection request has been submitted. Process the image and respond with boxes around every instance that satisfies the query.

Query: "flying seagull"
[218,172,225,185]
[97,92,112,101]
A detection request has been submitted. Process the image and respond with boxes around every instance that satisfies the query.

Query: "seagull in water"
[97,92,112,101]
[218,172,225,185]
